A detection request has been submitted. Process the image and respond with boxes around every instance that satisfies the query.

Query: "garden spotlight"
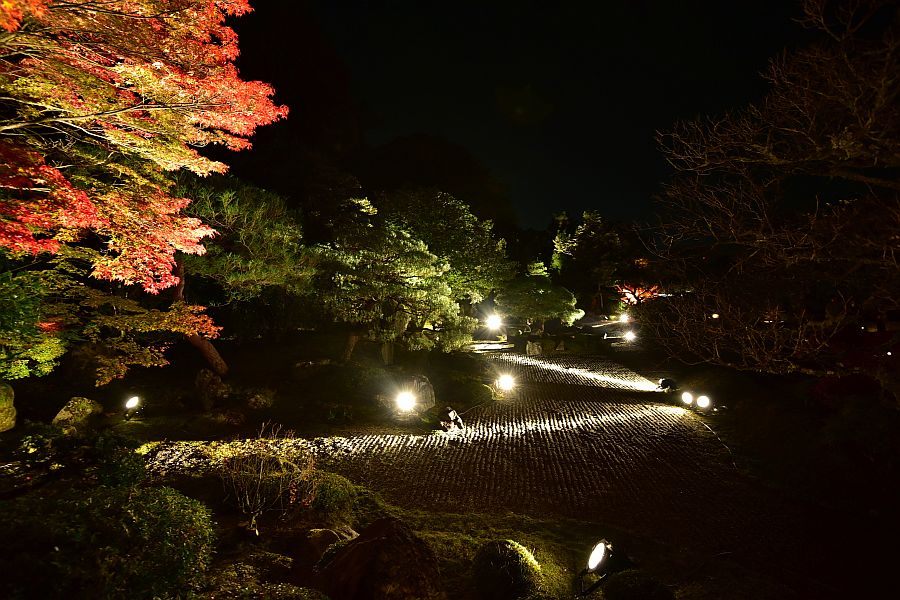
[623,330,636,342]
[680,391,694,406]
[485,314,503,330]
[395,391,416,412]
[618,314,630,323]
[497,374,515,392]
[124,395,141,420]
[696,395,712,410]
[578,538,613,595]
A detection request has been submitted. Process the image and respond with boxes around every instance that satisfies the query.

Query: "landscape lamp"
[485,314,503,330]
[578,539,613,595]
[623,330,636,342]
[679,391,714,412]
[124,395,141,420]
[395,391,417,412]
[618,314,630,323]
[497,374,516,392]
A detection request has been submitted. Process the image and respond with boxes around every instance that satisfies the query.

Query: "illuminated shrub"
[310,471,356,525]
[472,539,543,600]
[0,485,215,598]
[92,430,146,486]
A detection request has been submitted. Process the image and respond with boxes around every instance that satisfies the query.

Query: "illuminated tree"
[173,175,314,375]
[495,262,582,333]
[0,1,286,382]
[644,0,899,377]
[0,0,287,291]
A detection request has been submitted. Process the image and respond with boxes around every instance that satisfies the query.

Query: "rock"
[292,528,347,572]
[410,375,436,412]
[51,396,103,434]
[245,388,276,410]
[0,382,15,432]
[526,340,542,356]
[316,517,443,600]
[195,368,228,412]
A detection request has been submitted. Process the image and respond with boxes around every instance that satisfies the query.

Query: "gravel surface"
[147,352,861,597]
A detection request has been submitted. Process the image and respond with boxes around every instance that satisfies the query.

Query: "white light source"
[711,313,720,319]
[681,392,694,405]
[485,314,503,330]
[497,374,515,391]
[124,395,141,420]
[395,391,416,412]
[696,395,711,410]
[618,314,630,323]
[587,540,608,572]
[623,330,636,342]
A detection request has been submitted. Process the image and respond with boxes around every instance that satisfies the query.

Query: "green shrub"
[472,539,543,600]
[92,430,146,486]
[310,471,356,525]
[0,485,215,599]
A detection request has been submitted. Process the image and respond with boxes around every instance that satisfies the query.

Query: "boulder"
[195,368,229,412]
[0,382,15,432]
[51,396,103,434]
[526,340,542,356]
[316,517,443,600]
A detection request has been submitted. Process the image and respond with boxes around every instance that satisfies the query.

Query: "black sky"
[227,0,807,230]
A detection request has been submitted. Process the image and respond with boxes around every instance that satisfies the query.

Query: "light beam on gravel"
[503,355,658,391]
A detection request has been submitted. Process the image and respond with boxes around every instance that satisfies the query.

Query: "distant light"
[711,313,720,319]
[587,540,609,572]
[497,374,515,391]
[888,352,893,356]
[124,396,141,420]
[681,392,694,405]
[486,314,503,330]
[696,395,711,409]
[618,314,630,323]
[623,330,636,342]
[395,391,416,412]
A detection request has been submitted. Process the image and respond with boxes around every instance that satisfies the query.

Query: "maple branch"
[0,101,226,133]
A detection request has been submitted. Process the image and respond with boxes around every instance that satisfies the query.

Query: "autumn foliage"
[0,0,287,291]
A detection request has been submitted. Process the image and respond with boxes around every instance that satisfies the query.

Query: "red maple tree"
[0,0,287,292]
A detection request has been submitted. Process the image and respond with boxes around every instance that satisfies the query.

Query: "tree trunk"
[174,260,229,377]
[380,341,395,365]
[342,330,362,363]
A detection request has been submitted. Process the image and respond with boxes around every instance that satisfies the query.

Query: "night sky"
[224,0,808,230]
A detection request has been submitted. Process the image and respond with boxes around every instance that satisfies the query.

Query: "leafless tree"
[642,0,899,377]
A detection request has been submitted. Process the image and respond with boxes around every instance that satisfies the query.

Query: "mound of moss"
[472,539,543,600]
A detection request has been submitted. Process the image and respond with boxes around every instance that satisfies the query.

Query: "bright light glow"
[888,351,893,356]
[395,391,416,412]
[696,395,711,409]
[618,314,630,323]
[711,313,720,319]
[681,392,694,405]
[497,374,515,391]
[501,354,658,391]
[125,396,140,409]
[623,330,636,342]
[587,540,608,572]
[485,314,503,330]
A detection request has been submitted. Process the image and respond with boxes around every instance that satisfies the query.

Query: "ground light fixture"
[679,391,715,412]
[681,391,694,405]
[124,395,141,420]
[395,391,417,412]
[497,374,516,392]
[578,539,613,595]
[623,330,636,342]
[618,313,630,323]
[485,314,503,330]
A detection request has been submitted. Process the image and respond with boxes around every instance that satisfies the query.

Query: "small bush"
[310,471,356,525]
[0,485,215,599]
[92,430,146,486]
[218,424,316,532]
[472,539,543,600]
